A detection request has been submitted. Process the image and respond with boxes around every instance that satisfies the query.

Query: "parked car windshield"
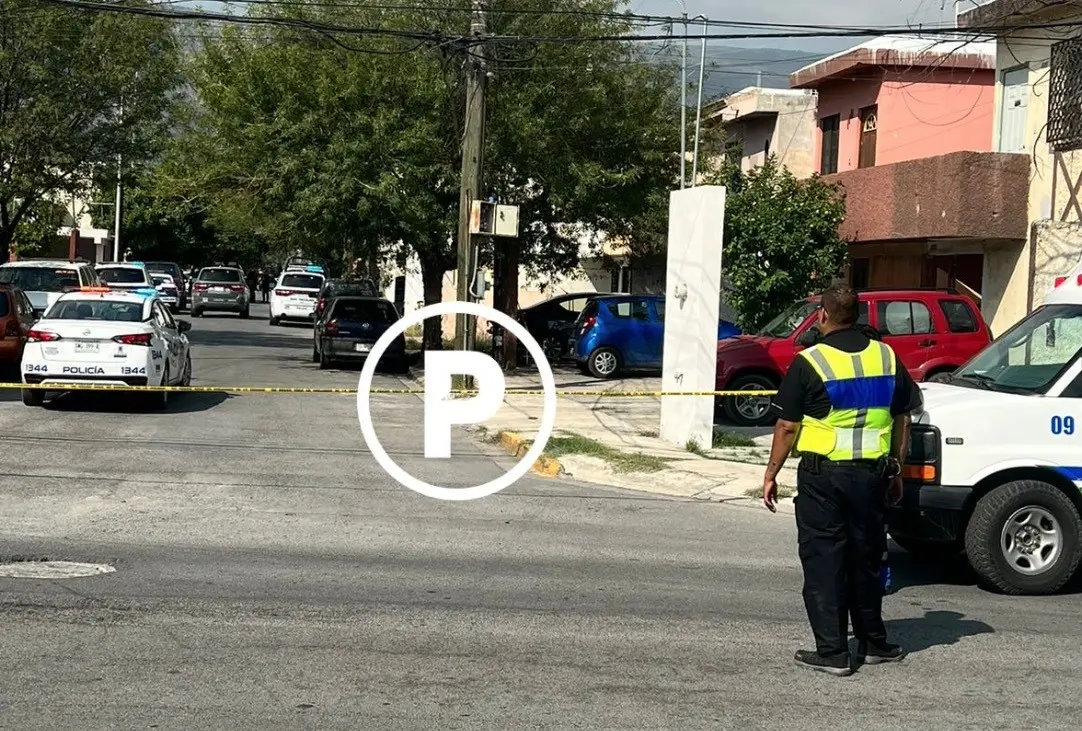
[199,268,242,283]
[281,274,324,289]
[759,300,819,338]
[952,304,1082,394]
[332,299,397,322]
[46,299,144,322]
[325,280,378,298]
[98,267,147,284]
[0,266,80,292]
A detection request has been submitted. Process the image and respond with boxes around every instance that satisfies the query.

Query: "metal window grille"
[1048,38,1082,152]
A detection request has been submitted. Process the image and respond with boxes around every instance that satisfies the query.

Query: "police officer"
[761,283,922,676]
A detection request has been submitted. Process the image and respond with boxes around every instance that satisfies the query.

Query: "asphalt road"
[0,304,1078,730]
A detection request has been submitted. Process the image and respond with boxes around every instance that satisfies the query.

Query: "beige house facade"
[958,0,1082,333]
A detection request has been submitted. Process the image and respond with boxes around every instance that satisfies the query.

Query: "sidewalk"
[410,364,799,503]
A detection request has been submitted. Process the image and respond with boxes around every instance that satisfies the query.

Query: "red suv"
[0,285,37,370]
[716,289,991,425]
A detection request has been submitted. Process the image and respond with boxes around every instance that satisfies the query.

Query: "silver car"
[191,266,250,318]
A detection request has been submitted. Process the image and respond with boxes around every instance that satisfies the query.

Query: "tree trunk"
[420,254,445,350]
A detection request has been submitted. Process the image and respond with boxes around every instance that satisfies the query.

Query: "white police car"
[269,265,325,325]
[20,287,192,409]
[96,262,154,292]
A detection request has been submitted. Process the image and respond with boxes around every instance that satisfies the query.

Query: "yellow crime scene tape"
[0,381,778,396]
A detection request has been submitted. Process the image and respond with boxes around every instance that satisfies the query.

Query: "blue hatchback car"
[571,294,741,378]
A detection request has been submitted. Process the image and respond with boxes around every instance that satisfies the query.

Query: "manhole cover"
[0,561,116,579]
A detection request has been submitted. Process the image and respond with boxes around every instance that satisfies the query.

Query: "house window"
[610,265,632,294]
[724,139,742,168]
[858,105,877,168]
[999,66,1030,153]
[819,114,840,174]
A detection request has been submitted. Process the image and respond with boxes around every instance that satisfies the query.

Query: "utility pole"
[113,153,123,262]
[454,0,488,383]
[680,7,688,189]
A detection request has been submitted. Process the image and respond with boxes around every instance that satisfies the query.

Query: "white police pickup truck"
[20,287,192,409]
[892,266,1082,594]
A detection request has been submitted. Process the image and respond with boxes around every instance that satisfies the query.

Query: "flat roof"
[956,0,1065,28]
[789,35,996,88]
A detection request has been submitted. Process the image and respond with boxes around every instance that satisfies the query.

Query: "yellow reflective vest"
[794,340,897,461]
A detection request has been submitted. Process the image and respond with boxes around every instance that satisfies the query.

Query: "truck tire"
[964,480,1082,595]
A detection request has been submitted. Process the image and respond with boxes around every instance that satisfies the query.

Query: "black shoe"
[857,641,907,664]
[794,649,853,676]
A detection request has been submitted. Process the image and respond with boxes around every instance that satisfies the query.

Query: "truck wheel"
[964,480,1082,595]
[22,388,44,407]
[927,371,954,383]
[891,535,961,557]
[722,374,777,426]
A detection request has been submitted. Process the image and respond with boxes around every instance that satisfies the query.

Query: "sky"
[631,0,969,51]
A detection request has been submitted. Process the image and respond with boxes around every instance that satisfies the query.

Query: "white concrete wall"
[660,186,726,450]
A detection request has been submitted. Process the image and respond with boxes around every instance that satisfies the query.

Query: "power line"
[30,0,1082,46]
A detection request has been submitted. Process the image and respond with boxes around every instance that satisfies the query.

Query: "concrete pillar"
[660,186,726,449]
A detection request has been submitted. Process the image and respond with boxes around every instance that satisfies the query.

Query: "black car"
[313,295,406,371]
[144,262,187,310]
[315,278,379,320]
[514,291,614,362]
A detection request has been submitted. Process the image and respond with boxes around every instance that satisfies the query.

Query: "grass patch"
[685,439,708,457]
[743,485,796,499]
[637,429,659,438]
[543,434,670,474]
[712,431,757,448]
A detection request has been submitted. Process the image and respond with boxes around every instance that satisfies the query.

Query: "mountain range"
[645,43,840,102]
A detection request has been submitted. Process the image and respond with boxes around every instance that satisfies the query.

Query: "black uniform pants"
[795,460,889,657]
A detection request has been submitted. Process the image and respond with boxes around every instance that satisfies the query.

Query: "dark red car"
[0,285,38,369]
[717,289,992,425]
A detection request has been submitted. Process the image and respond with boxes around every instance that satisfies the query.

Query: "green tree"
[164,1,679,346]
[706,157,848,331]
[0,0,182,254]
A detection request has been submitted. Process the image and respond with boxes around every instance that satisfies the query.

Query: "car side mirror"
[177,320,192,333]
[795,327,819,348]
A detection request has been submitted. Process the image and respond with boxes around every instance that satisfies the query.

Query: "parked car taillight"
[325,319,338,336]
[193,283,209,291]
[27,329,61,342]
[580,315,596,335]
[276,289,295,297]
[113,333,152,346]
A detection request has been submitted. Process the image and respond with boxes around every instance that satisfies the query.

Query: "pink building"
[788,37,1029,323]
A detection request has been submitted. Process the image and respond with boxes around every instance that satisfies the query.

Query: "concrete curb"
[496,431,565,477]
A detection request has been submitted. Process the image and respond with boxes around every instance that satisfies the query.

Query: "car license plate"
[354,343,371,353]
[74,343,99,353]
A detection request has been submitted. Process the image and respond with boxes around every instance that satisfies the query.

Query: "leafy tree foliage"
[162,1,679,344]
[706,158,848,331]
[0,0,181,253]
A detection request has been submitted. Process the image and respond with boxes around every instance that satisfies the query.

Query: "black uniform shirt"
[770,327,923,423]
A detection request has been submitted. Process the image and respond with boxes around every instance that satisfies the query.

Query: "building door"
[999,67,1029,153]
[859,105,877,168]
